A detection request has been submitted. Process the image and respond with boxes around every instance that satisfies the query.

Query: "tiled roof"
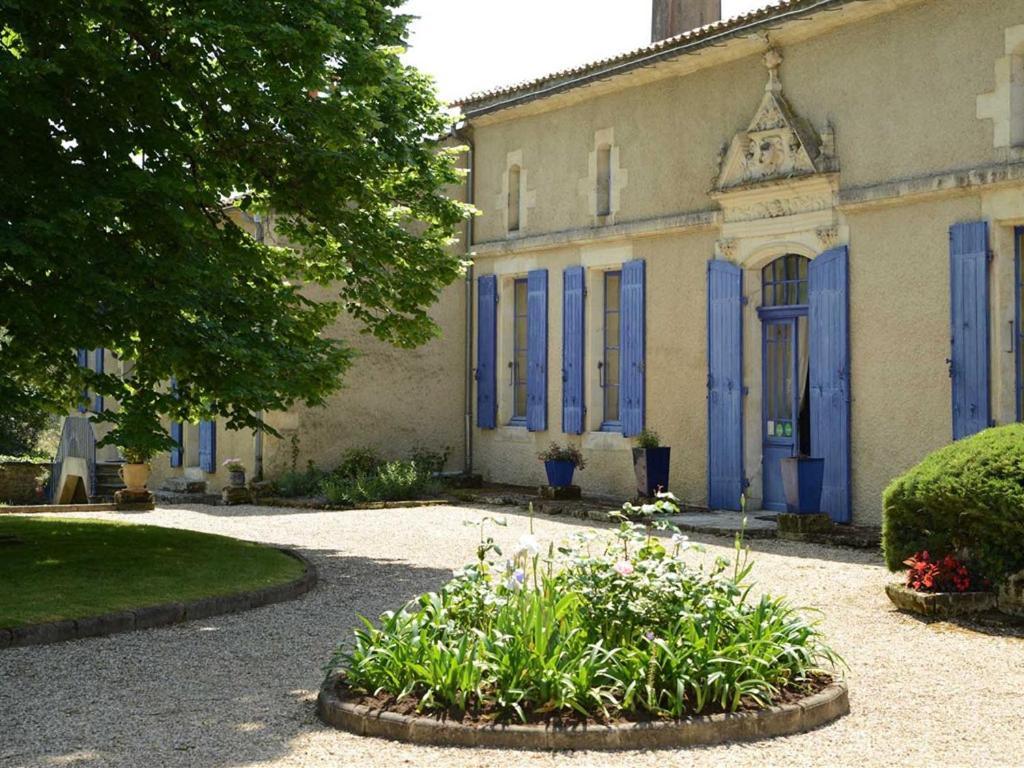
[452,0,844,115]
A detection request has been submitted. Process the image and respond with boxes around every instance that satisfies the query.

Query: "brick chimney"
[651,0,722,42]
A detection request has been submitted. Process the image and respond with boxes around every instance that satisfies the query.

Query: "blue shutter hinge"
[740,296,749,306]
[743,477,752,489]
[583,286,588,298]
[987,249,994,263]
[742,386,749,396]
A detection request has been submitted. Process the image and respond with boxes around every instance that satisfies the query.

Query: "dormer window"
[596,146,612,217]
[508,165,521,232]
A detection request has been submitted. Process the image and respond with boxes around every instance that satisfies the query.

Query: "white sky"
[401,1,776,102]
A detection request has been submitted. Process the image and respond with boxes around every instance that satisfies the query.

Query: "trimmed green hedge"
[882,424,1024,584]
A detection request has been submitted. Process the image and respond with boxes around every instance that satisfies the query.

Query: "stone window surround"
[497,149,536,237]
[977,24,1024,158]
[579,128,629,227]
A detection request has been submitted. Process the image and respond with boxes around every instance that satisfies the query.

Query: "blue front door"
[762,316,800,511]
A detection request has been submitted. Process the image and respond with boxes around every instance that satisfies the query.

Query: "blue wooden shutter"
[562,266,585,434]
[809,246,851,524]
[949,221,991,440]
[476,274,498,429]
[169,378,183,468]
[526,269,548,432]
[619,260,645,437]
[93,349,104,412]
[198,420,216,472]
[76,348,88,413]
[707,260,744,511]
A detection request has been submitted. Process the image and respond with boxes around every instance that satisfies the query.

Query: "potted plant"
[632,428,671,498]
[223,458,246,487]
[780,455,825,514]
[538,443,585,488]
[119,445,155,492]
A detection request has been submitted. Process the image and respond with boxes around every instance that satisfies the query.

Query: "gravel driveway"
[2,503,1022,768]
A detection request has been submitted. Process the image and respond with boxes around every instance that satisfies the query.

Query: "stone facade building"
[134,0,1024,526]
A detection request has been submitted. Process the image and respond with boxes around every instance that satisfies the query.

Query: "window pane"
[605,386,620,423]
[515,279,527,309]
[605,316,620,348]
[605,273,620,311]
[515,317,528,349]
[515,385,527,418]
[605,349,620,389]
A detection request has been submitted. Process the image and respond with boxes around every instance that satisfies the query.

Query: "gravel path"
[2,504,1022,768]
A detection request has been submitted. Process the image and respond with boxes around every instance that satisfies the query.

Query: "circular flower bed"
[323,514,843,735]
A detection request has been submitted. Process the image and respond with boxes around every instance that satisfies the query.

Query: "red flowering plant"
[903,551,987,593]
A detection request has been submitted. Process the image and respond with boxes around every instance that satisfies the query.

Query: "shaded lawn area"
[0,516,305,627]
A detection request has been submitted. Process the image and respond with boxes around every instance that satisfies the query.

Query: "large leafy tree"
[0,0,469,456]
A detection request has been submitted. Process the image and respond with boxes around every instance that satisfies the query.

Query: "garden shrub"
[274,462,324,498]
[335,447,382,480]
[329,515,839,722]
[882,424,1024,584]
[321,460,441,504]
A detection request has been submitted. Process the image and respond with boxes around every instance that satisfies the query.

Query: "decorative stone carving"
[716,238,738,259]
[714,49,837,192]
[816,226,840,249]
[723,194,831,224]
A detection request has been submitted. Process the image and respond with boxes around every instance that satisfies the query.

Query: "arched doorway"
[758,254,811,511]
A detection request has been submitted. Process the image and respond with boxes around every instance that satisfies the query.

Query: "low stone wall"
[318,676,850,750]
[0,462,50,505]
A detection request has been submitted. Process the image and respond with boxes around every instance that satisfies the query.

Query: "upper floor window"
[512,277,528,420]
[508,165,521,232]
[601,270,622,426]
[762,254,809,307]
[596,146,612,217]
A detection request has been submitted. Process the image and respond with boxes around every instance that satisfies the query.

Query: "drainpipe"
[454,124,476,475]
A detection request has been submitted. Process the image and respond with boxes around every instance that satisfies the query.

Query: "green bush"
[330,520,839,721]
[321,460,441,505]
[335,447,382,480]
[882,424,1024,584]
[274,462,324,498]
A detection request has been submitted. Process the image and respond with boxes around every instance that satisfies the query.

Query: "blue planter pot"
[780,457,824,514]
[632,447,671,498]
[544,460,576,488]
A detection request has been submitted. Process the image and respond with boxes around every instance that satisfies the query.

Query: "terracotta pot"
[119,463,151,492]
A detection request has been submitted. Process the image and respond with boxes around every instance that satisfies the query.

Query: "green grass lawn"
[0,517,305,627]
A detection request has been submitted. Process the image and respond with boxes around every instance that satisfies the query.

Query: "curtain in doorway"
[797,316,811,455]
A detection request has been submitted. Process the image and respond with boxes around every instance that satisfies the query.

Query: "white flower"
[613,560,635,576]
[517,533,540,557]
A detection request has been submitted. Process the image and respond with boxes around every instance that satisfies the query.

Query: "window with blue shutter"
[601,271,622,429]
[511,278,528,422]
[949,221,991,440]
[707,260,744,511]
[562,266,585,434]
[198,420,216,473]
[809,246,851,524]
[476,274,498,429]
[619,259,645,437]
[93,349,104,412]
[169,378,183,468]
[1016,226,1024,422]
[526,269,548,432]
[76,348,88,413]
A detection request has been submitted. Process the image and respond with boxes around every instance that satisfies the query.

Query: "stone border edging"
[317,675,849,750]
[0,547,316,650]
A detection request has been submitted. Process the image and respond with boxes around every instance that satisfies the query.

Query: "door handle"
[508,361,515,386]
[598,361,605,388]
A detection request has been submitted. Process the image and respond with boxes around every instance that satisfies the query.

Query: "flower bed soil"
[329,673,835,727]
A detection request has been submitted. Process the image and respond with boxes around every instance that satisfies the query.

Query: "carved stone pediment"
[714,49,837,192]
